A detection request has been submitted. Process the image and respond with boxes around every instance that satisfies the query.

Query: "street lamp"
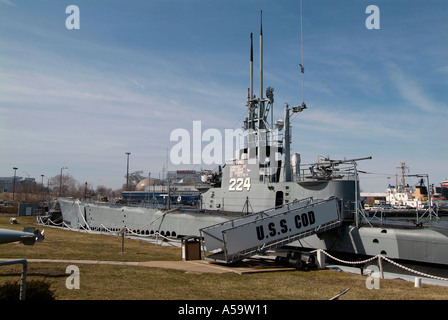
[12,167,18,200]
[59,167,68,197]
[125,152,131,191]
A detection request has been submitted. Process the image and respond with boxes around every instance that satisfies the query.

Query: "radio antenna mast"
[299,0,306,108]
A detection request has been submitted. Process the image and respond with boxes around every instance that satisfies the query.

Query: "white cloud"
[0,0,16,6]
[438,66,448,73]
[388,64,446,114]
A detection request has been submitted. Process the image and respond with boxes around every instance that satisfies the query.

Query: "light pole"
[43,177,50,197]
[125,152,131,191]
[12,167,18,200]
[41,174,44,201]
[59,167,68,197]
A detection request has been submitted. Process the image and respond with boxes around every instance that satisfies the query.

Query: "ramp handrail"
[201,197,313,238]
[201,197,342,264]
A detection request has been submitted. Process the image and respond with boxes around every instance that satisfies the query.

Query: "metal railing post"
[0,259,28,300]
[20,260,27,300]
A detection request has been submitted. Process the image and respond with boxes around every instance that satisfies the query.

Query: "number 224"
[229,178,251,191]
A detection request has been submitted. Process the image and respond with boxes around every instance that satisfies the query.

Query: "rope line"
[321,250,379,265]
[319,249,448,282]
[37,216,182,244]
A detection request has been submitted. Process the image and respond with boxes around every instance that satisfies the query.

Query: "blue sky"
[0,0,447,192]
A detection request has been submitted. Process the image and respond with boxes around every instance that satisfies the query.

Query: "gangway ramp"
[200,197,342,264]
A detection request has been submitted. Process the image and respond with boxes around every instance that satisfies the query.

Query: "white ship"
[384,162,430,210]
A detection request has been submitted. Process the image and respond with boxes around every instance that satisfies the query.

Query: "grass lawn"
[1,215,448,301]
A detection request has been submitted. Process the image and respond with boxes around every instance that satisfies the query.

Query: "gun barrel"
[333,156,372,164]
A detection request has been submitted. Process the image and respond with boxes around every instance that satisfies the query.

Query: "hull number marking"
[229,177,251,191]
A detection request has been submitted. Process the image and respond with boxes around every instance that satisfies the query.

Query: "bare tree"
[96,185,112,199]
[50,174,78,197]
